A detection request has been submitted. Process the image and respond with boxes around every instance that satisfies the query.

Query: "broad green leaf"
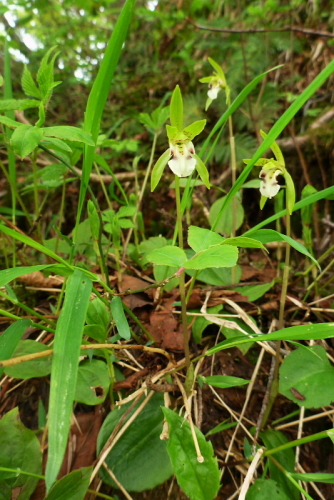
[187,266,242,286]
[191,305,223,343]
[86,297,110,330]
[10,125,44,158]
[75,360,110,405]
[97,393,173,491]
[0,116,22,128]
[183,120,206,140]
[118,205,136,218]
[0,265,63,288]
[233,280,275,301]
[246,479,290,500]
[45,467,92,500]
[21,65,42,99]
[43,126,95,145]
[41,137,73,153]
[147,245,187,268]
[45,270,92,491]
[162,407,220,500]
[248,229,320,268]
[188,226,224,253]
[77,0,137,225]
[221,236,266,249]
[170,85,183,131]
[260,429,299,500]
[193,154,210,188]
[110,296,131,340]
[0,99,39,112]
[209,195,244,234]
[0,319,32,378]
[242,179,261,188]
[206,322,334,355]
[201,375,250,389]
[279,345,334,408]
[83,324,107,343]
[151,148,171,191]
[0,408,42,499]
[154,264,179,292]
[206,420,237,437]
[4,340,52,379]
[184,244,238,270]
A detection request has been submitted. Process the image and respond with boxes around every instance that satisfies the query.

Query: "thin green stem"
[175,175,190,368]
[267,456,314,500]
[0,290,56,327]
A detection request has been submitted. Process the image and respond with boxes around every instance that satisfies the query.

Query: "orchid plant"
[199,57,230,111]
[151,85,210,191]
[244,130,296,214]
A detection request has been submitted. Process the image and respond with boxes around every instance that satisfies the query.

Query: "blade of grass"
[45,269,92,491]
[211,58,334,231]
[75,0,137,231]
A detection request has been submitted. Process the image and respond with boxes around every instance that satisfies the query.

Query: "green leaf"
[151,148,171,191]
[75,360,110,405]
[41,137,73,153]
[0,319,32,378]
[10,125,44,158]
[183,120,206,140]
[259,429,299,500]
[192,305,223,343]
[279,345,334,408]
[0,99,40,112]
[170,85,183,131]
[206,420,237,437]
[0,264,62,288]
[0,115,22,128]
[97,393,173,491]
[184,244,238,270]
[246,479,290,500]
[233,280,275,301]
[193,154,210,188]
[45,467,92,500]
[43,126,95,145]
[154,265,179,292]
[147,245,187,268]
[188,226,224,253]
[83,324,107,343]
[187,266,242,287]
[221,236,266,249]
[118,205,136,218]
[110,296,131,340]
[221,317,255,355]
[209,195,244,234]
[45,270,92,491]
[21,65,41,100]
[248,229,320,268]
[201,375,250,389]
[206,322,334,355]
[4,340,52,379]
[301,185,317,225]
[289,472,334,484]
[162,407,220,500]
[86,297,110,329]
[0,408,42,498]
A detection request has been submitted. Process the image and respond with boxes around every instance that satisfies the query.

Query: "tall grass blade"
[45,270,92,491]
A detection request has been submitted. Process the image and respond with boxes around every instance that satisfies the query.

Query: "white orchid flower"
[259,167,281,198]
[168,140,197,177]
[207,83,221,100]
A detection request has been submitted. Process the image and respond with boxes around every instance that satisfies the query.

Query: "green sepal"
[151,148,171,191]
[183,120,206,141]
[208,57,226,84]
[284,170,296,215]
[166,124,178,142]
[205,97,212,111]
[193,154,210,189]
[243,158,272,167]
[170,85,183,131]
[260,195,267,210]
[260,129,285,166]
[199,76,213,83]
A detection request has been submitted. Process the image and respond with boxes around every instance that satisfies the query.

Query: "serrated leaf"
[183,120,206,140]
[10,125,44,158]
[43,126,95,145]
[117,205,136,218]
[0,98,39,112]
[151,148,171,191]
[188,226,224,253]
[21,65,41,99]
[184,244,238,270]
[170,85,183,131]
[147,245,187,268]
[279,345,334,408]
[162,407,220,500]
[193,154,210,188]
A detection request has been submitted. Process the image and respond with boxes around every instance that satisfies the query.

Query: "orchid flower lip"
[259,168,281,199]
[168,140,197,178]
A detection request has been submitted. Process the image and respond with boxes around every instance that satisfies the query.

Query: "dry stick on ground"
[238,448,264,500]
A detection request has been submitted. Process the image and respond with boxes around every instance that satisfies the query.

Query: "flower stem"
[175,175,191,368]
